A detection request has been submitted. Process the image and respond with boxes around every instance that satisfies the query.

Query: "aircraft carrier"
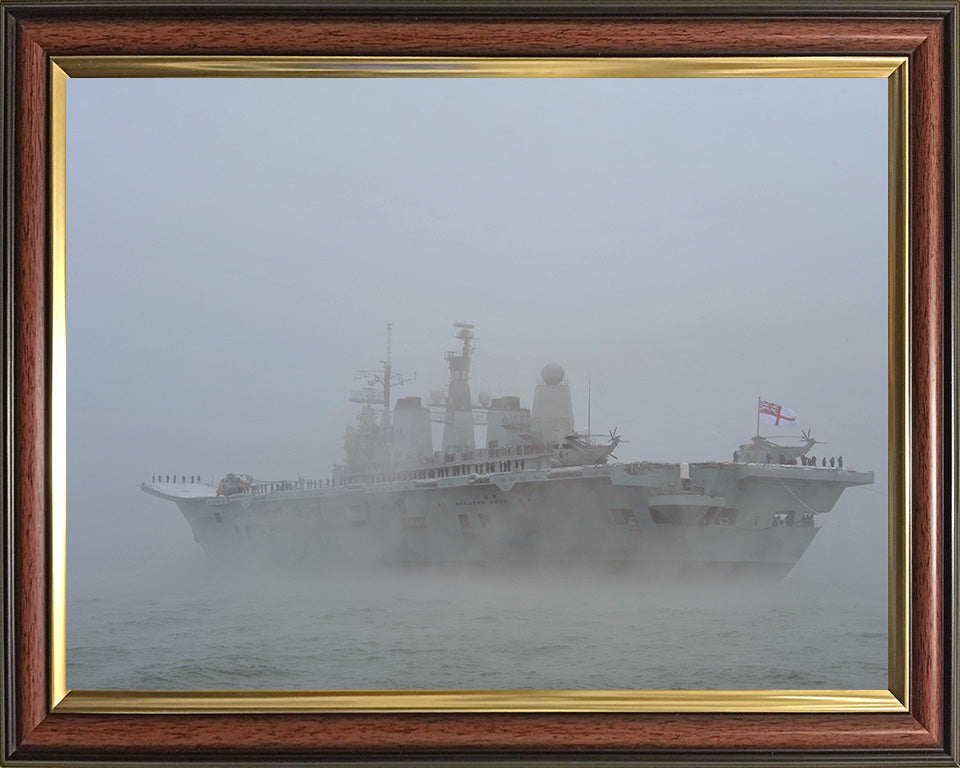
[141,323,873,579]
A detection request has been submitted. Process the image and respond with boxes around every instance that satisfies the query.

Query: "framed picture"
[2,2,956,766]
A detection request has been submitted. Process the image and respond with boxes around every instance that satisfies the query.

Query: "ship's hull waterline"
[142,460,872,581]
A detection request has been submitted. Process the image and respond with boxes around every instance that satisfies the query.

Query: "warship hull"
[143,460,872,580]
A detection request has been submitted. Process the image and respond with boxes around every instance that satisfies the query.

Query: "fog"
[65,77,888,687]
[67,566,886,690]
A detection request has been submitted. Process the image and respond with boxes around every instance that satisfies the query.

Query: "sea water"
[66,564,886,691]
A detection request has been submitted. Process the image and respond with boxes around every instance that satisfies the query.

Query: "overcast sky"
[65,76,888,596]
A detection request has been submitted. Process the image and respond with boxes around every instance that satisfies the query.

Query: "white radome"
[541,363,564,385]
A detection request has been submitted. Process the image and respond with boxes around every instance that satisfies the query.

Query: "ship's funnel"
[486,396,531,451]
[393,397,433,462]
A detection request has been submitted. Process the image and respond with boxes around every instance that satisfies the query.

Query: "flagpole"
[756,396,760,439]
[587,372,592,442]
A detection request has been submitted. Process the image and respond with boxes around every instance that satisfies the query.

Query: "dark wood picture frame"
[2,2,957,765]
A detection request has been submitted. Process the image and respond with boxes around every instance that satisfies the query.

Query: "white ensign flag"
[759,399,797,426]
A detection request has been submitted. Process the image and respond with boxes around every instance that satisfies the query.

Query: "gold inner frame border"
[48,55,909,715]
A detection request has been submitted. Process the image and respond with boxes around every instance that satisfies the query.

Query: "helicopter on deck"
[551,428,625,467]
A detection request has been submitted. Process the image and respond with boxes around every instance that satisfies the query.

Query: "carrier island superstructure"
[142,323,873,579]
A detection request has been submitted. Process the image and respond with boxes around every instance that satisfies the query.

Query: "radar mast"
[349,322,413,432]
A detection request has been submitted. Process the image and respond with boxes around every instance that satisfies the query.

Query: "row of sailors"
[752,453,845,468]
[160,456,537,497]
[801,455,843,468]
[151,475,322,492]
[153,451,848,491]
[753,453,844,468]
[152,474,203,484]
